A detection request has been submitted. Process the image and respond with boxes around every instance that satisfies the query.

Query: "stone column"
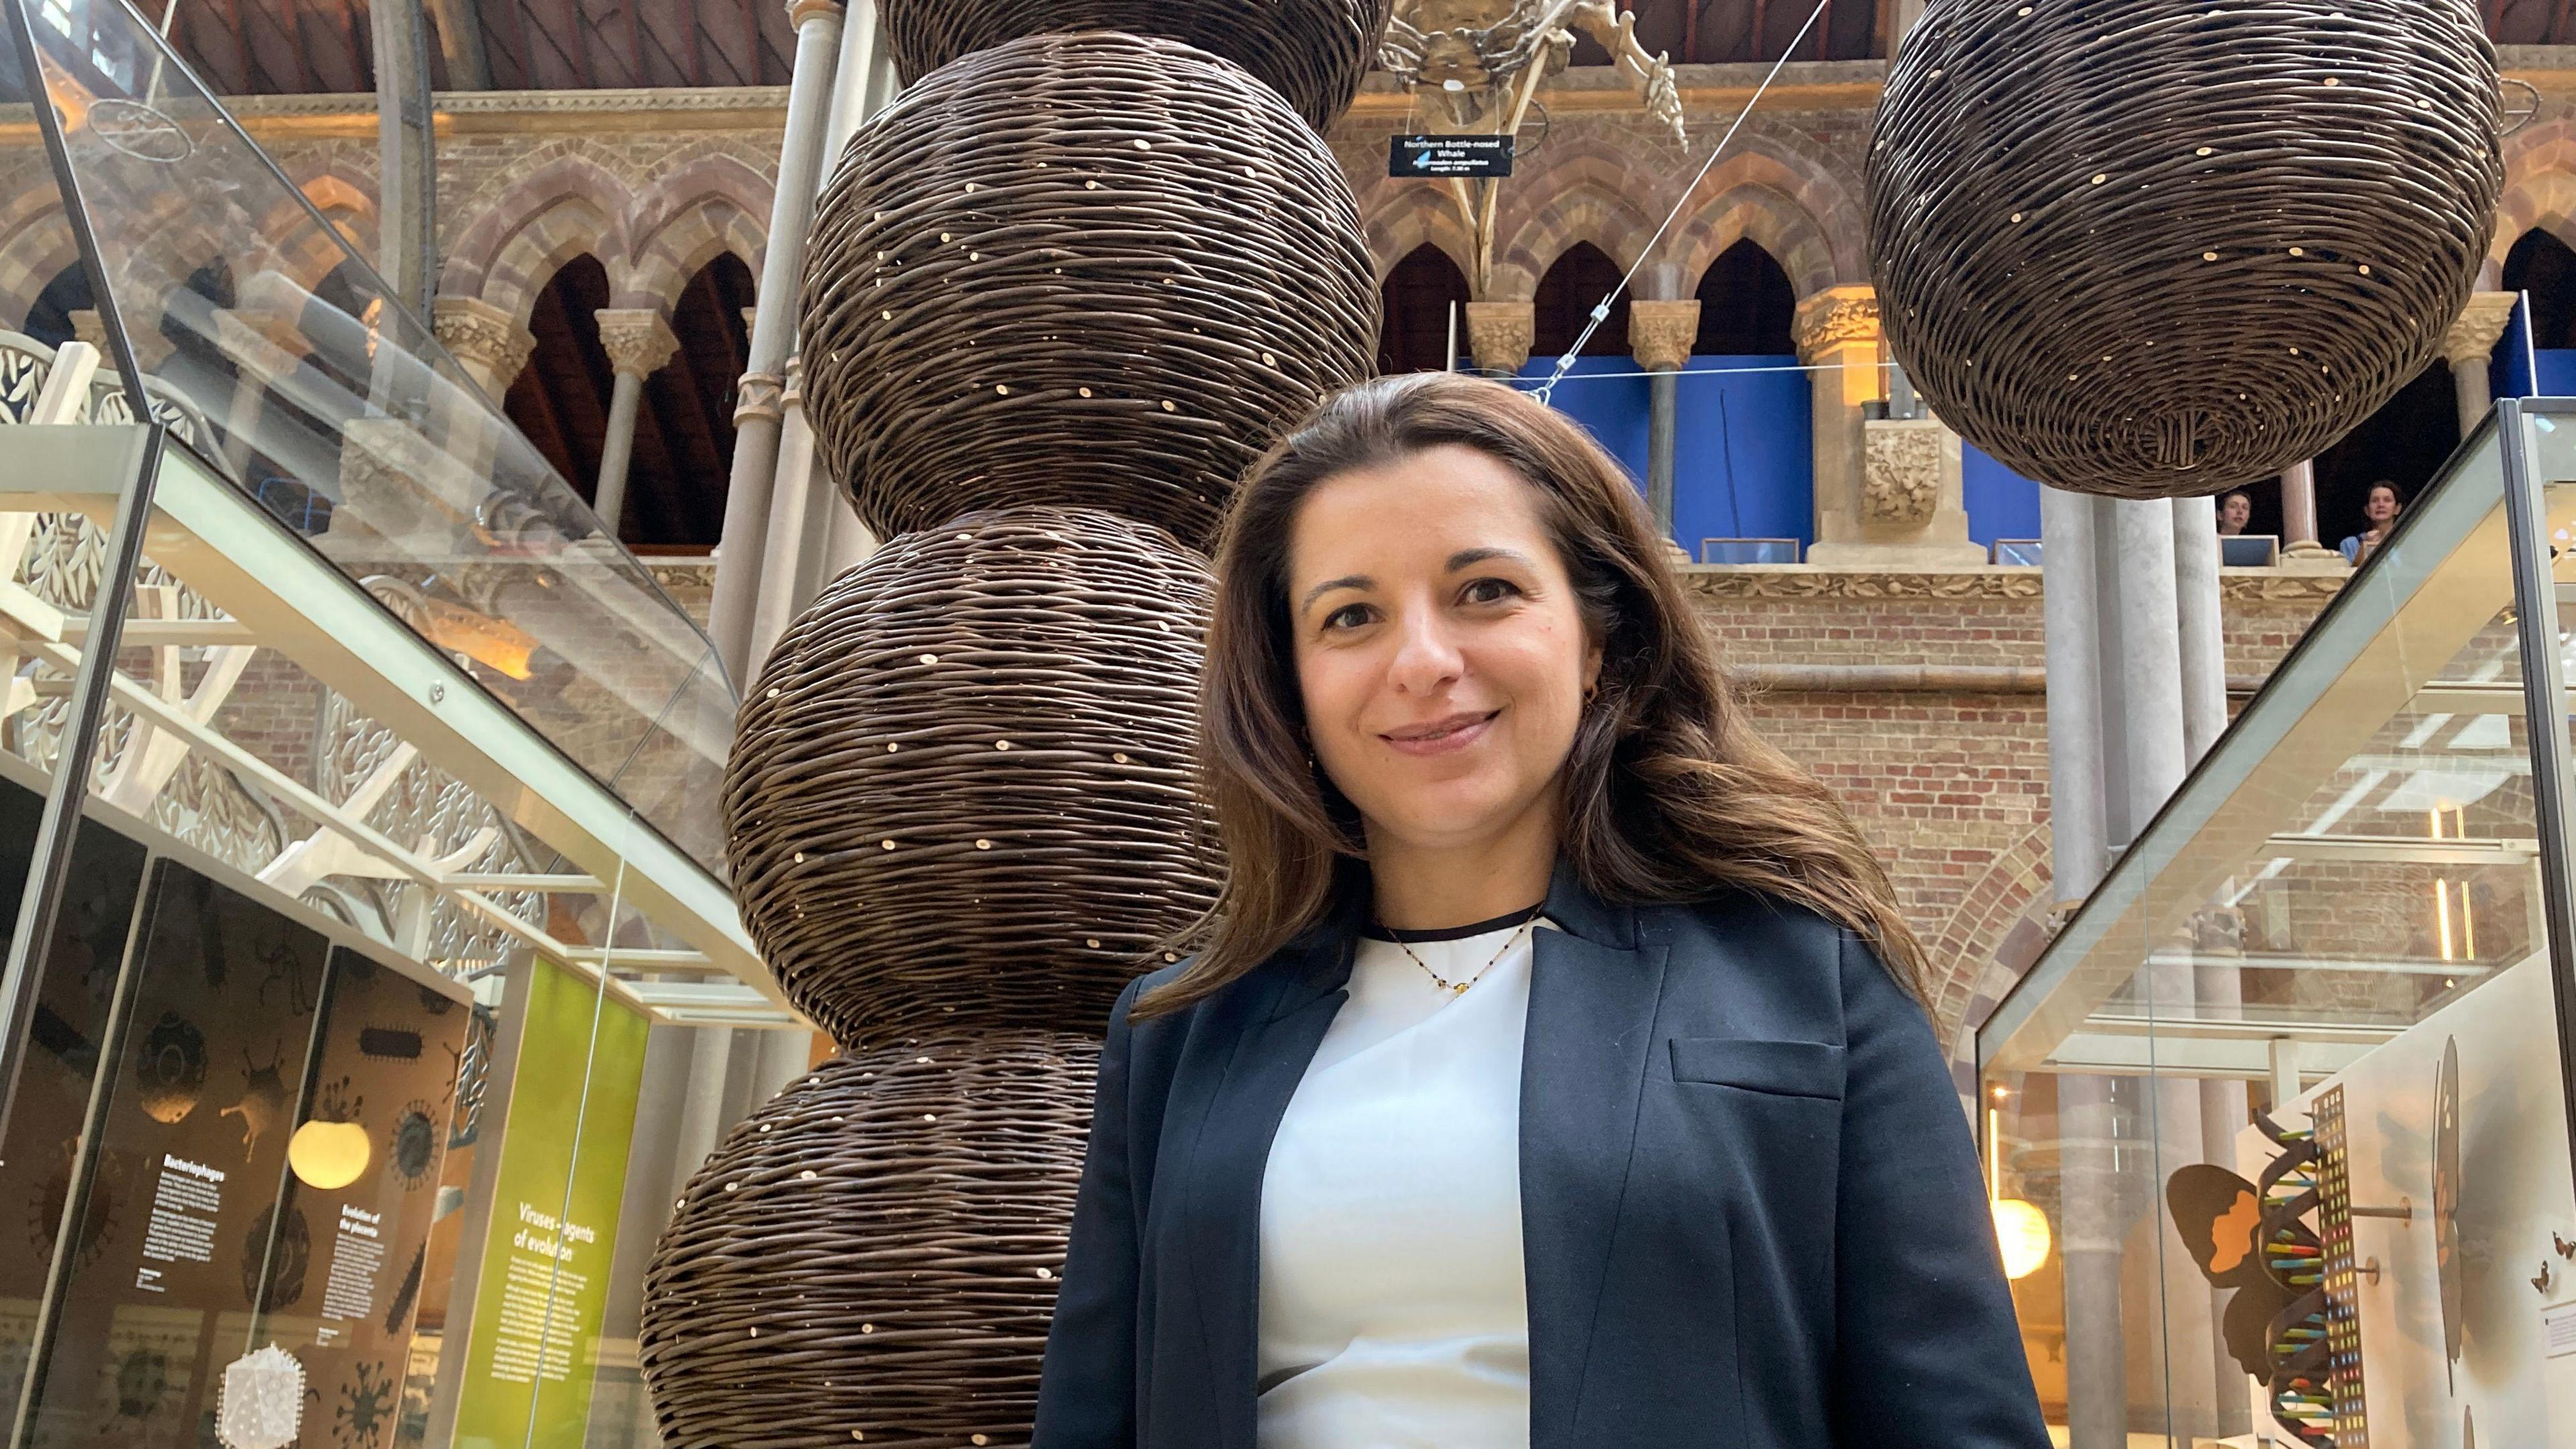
[429,294,537,402]
[2275,458,2343,570]
[2445,290,2519,440]
[707,0,847,690]
[1465,300,1534,378]
[1797,286,1986,568]
[751,356,820,671]
[2171,495,2227,767]
[592,308,680,539]
[1631,299,1699,553]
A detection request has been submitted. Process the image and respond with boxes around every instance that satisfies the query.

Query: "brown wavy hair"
[1133,371,1927,1019]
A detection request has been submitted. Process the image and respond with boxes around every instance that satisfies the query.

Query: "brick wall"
[1683,568,2340,1044]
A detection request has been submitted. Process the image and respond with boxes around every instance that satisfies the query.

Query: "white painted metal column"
[706,0,847,688]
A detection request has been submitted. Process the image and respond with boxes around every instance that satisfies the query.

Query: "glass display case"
[1977,402,2576,1446]
[0,4,806,1447]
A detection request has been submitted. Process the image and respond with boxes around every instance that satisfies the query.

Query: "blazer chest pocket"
[1668,1036,1845,1101]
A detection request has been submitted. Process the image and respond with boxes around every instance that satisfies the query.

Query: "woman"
[1034,373,2045,1449]
[2340,480,2403,563]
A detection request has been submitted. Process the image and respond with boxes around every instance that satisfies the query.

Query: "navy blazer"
[1032,859,2049,1448]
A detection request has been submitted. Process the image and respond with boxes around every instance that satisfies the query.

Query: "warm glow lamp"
[287,1119,371,1191]
[1991,1197,2053,1281]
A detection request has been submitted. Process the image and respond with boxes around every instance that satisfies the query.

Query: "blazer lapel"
[1179,921,1356,1449]
[1521,862,1668,1447]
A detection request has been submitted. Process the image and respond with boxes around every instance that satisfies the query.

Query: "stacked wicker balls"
[877,0,1391,130]
[639,5,1387,1447]
[720,508,1218,1047]
[1868,0,2501,498]
[798,30,1381,551]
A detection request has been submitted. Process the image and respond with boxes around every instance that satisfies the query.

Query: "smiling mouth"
[1383,710,1499,744]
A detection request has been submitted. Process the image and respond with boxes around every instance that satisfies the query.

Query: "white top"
[1254,909,1551,1449]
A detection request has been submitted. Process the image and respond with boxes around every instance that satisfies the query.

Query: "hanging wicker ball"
[1868,0,2502,498]
[724,506,1217,1048]
[639,1034,1096,1449]
[876,0,1392,129]
[800,31,1381,550]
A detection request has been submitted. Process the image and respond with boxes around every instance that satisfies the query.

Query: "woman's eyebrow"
[1448,547,1533,572]
[1299,574,1371,612]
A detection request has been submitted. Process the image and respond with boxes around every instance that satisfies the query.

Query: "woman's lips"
[1380,710,1499,756]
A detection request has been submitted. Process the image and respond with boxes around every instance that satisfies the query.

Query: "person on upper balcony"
[2341,481,2404,564]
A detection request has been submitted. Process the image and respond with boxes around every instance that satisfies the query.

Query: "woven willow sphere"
[800,31,1380,550]
[877,0,1390,129]
[1868,0,2502,498]
[639,1035,1096,1449]
[724,506,1217,1046]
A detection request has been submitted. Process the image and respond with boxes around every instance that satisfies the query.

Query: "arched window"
[1530,242,1630,364]
[1692,239,1795,356]
[2504,228,2576,349]
[635,253,756,548]
[23,262,91,350]
[1377,244,1471,374]
[503,254,616,506]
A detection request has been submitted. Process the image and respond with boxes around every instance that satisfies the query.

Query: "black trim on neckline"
[1361,901,1548,943]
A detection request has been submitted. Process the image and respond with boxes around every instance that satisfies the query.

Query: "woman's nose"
[1386,610,1464,695]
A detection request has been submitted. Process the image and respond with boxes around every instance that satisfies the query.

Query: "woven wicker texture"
[800,31,1380,550]
[639,1034,1097,1448]
[725,506,1217,1046]
[876,0,1391,129]
[1868,0,2502,498]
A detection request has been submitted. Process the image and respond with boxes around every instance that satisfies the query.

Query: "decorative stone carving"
[2443,290,2519,367]
[429,295,537,399]
[1684,568,2044,600]
[1628,299,1699,374]
[594,308,681,378]
[1790,286,1880,366]
[68,308,176,372]
[1466,299,1534,376]
[1862,418,1943,530]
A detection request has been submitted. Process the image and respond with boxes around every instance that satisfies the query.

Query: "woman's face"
[2218,494,2251,534]
[1286,444,1603,859]
[2366,486,2400,525]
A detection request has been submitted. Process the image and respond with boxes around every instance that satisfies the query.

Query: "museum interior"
[0,0,2573,1445]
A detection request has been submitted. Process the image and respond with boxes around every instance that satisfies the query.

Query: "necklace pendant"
[1453,981,1469,995]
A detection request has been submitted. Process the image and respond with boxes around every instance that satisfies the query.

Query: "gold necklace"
[1378,918,1534,997]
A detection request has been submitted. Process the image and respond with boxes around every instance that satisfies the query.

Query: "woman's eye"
[1461,577,1521,605]
[1322,604,1372,631]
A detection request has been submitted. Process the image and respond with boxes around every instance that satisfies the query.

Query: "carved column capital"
[68,308,176,372]
[1465,300,1534,377]
[2445,290,2519,366]
[786,0,843,28]
[1629,299,1701,373]
[1791,285,1880,364]
[431,294,538,399]
[595,308,681,378]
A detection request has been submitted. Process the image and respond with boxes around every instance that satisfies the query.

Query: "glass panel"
[0,0,732,875]
[0,772,152,1426]
[1980,419,2576,1443]
[5,857,331,1447]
